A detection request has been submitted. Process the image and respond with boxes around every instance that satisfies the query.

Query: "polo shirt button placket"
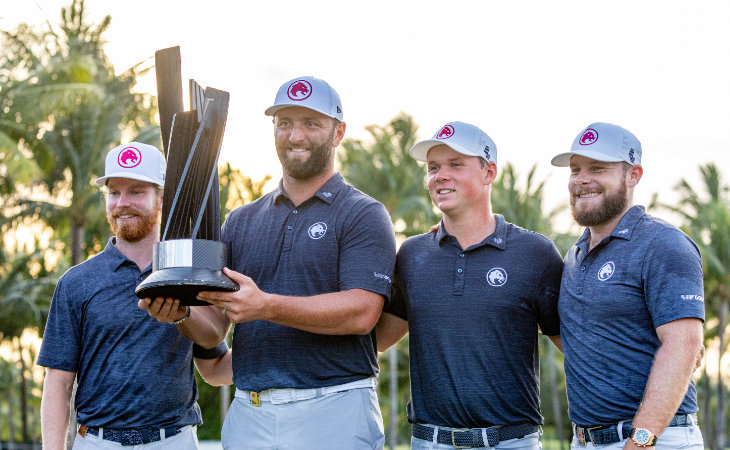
[454,249,466,294]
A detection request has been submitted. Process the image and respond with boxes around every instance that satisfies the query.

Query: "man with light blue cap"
[377,121,564,449]
[38,142,230,449]
[196,76,396,449]
[552,122,705,449]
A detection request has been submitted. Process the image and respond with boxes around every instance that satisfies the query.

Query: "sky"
[3,1,729,229]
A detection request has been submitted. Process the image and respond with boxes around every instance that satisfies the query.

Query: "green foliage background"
[0,2,728,448]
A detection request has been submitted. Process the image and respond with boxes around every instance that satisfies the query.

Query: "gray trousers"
[222,387,384,450]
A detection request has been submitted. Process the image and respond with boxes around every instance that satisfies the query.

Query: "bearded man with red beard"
[38,143,231,450]
[552,123,705,449]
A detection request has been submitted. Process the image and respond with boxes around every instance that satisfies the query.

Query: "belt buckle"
[576,425,601,447]
[585,426,603,446]
[250,391,261,406]
[451,429,473,449]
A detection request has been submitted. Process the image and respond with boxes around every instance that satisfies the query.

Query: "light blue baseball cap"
[410,121,497,164]
[264,76,343,121]
[552,122,642,167]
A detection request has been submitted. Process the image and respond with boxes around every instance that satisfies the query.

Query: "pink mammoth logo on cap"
[118,146,142,168]
[579,128,599,146]
[287,80,312,101]
[436,125,455,140]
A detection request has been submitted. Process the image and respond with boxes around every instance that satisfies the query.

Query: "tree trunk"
[16,338,29,443]
[715,297,727,450]
[220,385,230,423]
[67,221,84,446]
[388,346,398,449]
[70,222,84,266]
[546,344,566,450]
[701,364,714,449]
[68,379,77,447]
[8,381,16,444]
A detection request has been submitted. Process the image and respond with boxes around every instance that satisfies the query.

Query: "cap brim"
[410,139,485,162]
[264,104,341,121]
[409,140,441,162]
[95,172,164,187]
[550,150,626,167]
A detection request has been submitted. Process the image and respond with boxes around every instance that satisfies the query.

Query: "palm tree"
[659,163,729,450]
[0,246,58,443]
[338,113,438,237]
[0,0,158,266]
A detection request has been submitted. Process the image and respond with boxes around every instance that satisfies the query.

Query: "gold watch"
[631,428,657,447]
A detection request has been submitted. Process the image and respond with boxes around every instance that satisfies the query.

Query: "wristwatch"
[631,428,657,447]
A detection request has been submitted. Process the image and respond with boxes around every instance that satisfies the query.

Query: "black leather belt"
[79,425,183,446]
[574,413,696,446]
[412,422,539,448]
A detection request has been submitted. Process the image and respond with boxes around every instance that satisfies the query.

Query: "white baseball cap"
[410,121,497,164]
[264,76,343,121]
[95,142,166,186]
[551,122,642,167]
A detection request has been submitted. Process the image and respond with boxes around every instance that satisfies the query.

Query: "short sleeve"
[37,276,82,371]
[644,228,705,327]
[338,201,396,299]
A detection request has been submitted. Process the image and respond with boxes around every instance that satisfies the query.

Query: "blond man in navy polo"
[377,121,564,449]
[196,77,396,449]
[551,122,705,449]
[38,143,231,450]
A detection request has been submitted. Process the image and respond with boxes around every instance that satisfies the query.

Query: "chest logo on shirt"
[597,261,615,281]
[486,267,508,287]
[308,222,328,239]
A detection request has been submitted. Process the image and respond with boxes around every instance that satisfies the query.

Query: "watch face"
[634,429,650,444]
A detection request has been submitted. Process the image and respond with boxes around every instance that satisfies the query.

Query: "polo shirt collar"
[435,214,508,251]
[575,205,646,252]
[103,237,131,272]
[608,205,646,240]
[273,172,346,205]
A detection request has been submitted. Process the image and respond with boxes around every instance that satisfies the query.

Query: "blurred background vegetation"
[1,1,728,449]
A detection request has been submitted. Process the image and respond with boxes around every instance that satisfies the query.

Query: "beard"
[275,126,336,180]
[570,182,628,227]
[107,203,161,243]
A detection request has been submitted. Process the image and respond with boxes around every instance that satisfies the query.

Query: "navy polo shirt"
[559,206,705,426]
[38,238,228,428]
[385,215,563,428]
[221,172,396,391]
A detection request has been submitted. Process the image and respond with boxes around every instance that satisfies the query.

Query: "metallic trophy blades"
[136,47,238,306]
[154,46,183,157]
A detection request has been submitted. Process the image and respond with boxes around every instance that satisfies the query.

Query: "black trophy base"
[135,266,239,306]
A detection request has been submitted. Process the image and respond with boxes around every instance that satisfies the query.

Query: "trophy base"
[135,239,238,306]
[136,267,238,306]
